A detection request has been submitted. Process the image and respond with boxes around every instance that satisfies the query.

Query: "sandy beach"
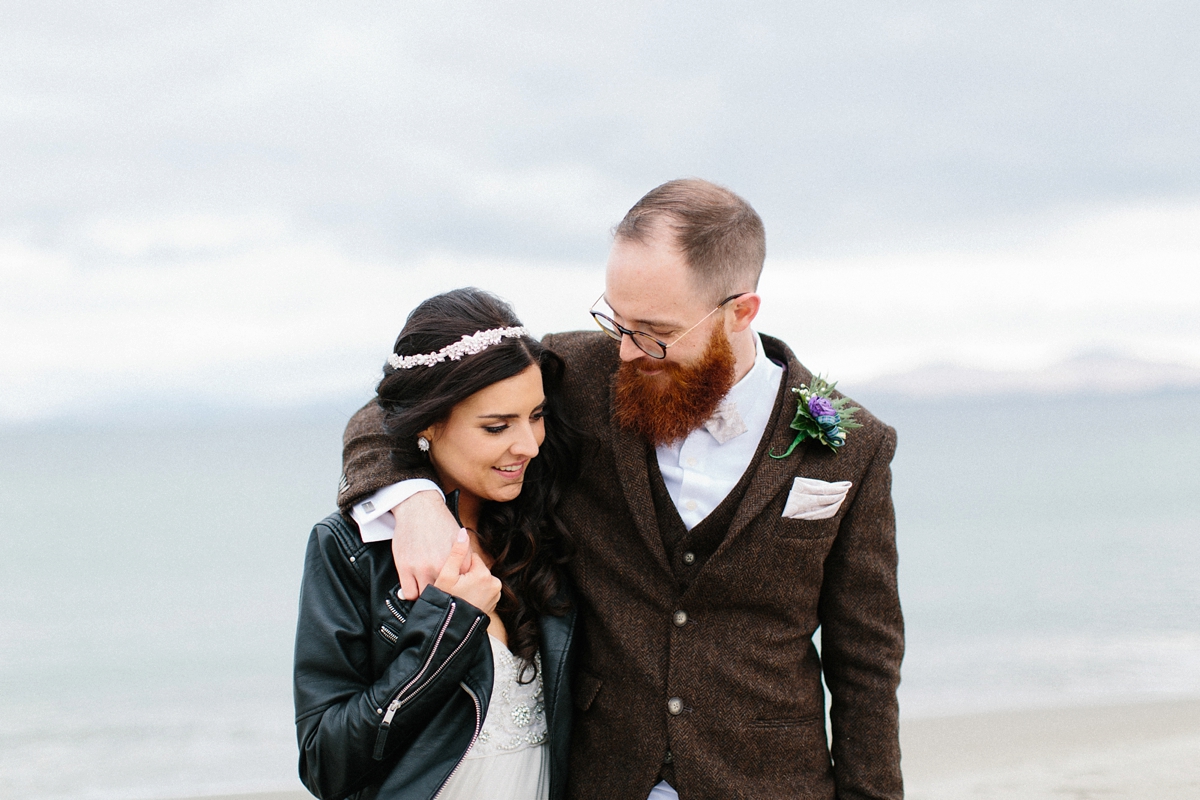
[902,696,1200,799]
[174,696,1200,800]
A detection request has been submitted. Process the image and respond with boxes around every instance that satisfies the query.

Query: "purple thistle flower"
[808,395,835,418]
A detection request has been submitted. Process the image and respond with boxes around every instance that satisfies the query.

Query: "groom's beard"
[613,325,736,446]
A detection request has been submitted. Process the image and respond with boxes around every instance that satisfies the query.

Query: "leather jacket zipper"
[416,615,484,691]
[433,682,483,800]
[385,597,407,624]
[373,602,461,759]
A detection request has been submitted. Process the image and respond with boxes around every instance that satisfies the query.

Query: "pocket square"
[783,477,852,520]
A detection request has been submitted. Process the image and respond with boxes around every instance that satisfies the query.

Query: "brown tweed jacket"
[339,331,903,800]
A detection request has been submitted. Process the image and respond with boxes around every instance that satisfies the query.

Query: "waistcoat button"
[673,610,688,627]
[667,697,684,715]
[663,749,674,763]
[682,551,696,565]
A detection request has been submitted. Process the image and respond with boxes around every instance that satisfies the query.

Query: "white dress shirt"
[655,331,783,530]
[349,332,784,800]
[352,479,444,542]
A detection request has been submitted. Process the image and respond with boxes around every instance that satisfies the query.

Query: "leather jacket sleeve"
[294,517,490,799]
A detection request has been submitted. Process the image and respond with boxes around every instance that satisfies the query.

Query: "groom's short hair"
[614,178,766,301]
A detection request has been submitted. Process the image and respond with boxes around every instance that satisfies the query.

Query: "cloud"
[3,1,1199,259]
[0,214,603,420]
[3,201,1198,421]
[4,2,1199,420]
[756,201,1200,378]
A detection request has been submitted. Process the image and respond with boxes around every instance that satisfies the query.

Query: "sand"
[180,696,1200,800]
[901,696,1200,799]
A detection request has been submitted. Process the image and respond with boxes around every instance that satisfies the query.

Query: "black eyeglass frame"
[589,291,750,359]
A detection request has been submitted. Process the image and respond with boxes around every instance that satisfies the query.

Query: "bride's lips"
[493,461,528,480]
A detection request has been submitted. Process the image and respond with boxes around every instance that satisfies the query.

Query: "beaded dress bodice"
[436,636,550,800]
[468,636,548,759]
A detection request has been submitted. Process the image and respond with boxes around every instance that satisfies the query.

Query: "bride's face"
[422,364,547,506]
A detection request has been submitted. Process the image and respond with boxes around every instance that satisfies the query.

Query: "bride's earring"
[417,436,431,453]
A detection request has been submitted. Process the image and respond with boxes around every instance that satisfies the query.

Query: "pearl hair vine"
[388,326,530,370]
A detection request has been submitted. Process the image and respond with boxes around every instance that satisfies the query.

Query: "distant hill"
[860,351,1200,398]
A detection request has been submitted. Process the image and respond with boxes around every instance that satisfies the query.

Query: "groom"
[338,179,904,799]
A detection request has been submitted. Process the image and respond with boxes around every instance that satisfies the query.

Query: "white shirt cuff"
[350,479,444,543]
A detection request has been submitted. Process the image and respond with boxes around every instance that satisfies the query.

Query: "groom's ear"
[728,293,761,332]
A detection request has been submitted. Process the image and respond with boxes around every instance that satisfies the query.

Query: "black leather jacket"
[294,513,576,800]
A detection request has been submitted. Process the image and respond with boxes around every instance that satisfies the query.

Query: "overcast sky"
[3,1,1199,421]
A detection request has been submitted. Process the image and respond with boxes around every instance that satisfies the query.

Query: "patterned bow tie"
[703,400,748,444]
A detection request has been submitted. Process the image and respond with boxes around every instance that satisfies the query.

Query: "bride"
[294,288,577,800]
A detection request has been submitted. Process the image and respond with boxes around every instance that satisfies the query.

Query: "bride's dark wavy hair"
[375,288,577,680]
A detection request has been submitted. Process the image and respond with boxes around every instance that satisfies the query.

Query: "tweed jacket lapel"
[717,335,814,553]
[608,387,673,576]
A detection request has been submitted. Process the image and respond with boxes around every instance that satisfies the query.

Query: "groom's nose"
[619,334,648,363]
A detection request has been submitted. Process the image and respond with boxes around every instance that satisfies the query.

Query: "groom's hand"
[391,490,460,600]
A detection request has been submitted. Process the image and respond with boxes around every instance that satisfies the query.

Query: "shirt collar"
[704,332,782,445]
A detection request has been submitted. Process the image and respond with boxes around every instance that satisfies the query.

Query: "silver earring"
[417,436,430,453]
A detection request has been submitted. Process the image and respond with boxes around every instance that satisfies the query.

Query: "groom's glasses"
[589,292,748,359]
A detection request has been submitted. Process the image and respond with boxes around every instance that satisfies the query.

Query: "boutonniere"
[771,375,862,458]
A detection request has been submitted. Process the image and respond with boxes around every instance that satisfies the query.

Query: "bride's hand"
[433,530,502,615]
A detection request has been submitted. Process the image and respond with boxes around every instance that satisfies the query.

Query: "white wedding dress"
[437,635,550,800]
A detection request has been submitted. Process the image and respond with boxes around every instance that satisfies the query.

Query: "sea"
[1,390,1198,799]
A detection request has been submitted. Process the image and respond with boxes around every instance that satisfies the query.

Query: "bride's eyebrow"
[475,402,546,420]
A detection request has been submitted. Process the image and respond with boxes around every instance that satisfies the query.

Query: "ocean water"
[0,412,346,800]
[871,390,1200,717]
[1,392,1198,799]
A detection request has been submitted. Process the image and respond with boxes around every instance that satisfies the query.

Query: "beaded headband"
[387,326,530,370]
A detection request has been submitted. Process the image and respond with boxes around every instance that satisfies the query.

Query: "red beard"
[612,325,736,446]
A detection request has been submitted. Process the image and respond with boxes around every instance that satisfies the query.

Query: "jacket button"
[667,697,684,715]
[673,610,688,627]
[663,749,674,763]
[682,551,696,565]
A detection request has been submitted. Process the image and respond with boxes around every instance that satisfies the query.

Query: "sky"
[3,1,1199,421]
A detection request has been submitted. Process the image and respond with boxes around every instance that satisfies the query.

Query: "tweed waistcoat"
[645,427,783,790]
[646,418,774,590]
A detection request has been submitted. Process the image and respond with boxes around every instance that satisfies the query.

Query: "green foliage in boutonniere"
[771,375,862,458]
